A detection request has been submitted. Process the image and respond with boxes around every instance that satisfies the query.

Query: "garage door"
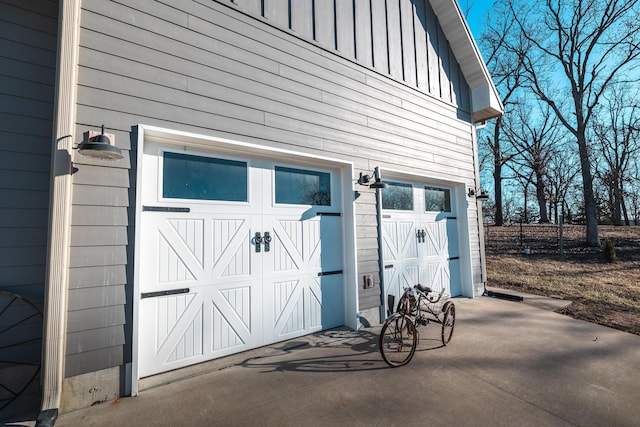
[381,181,460,312]
[138,144,344,377]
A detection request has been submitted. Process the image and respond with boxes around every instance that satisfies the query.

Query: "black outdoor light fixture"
[468,188,490,201]
[357,167,388,189]
[77,125,124,161]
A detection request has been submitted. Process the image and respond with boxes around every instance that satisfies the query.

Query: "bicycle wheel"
[0,291,42,412]
[441,302,455,346]
[379,314,417,367]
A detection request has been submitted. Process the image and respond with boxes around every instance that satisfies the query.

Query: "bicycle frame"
[379,284,456,367]
[392,286,447,327]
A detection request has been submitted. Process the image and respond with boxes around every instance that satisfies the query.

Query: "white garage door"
[381,181,461,312]
[138,143,344,377]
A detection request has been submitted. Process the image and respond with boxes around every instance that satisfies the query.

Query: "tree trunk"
[621,193,630,226]
[612,183,623,226]
[494,161,503,225]
[576,131,600,245]
[536,171,549,222]
[492,120,504,226]
[523,187,528,223]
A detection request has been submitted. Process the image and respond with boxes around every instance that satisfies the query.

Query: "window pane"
[382,182,413,210]
[424,187,451,212]
[163,152,247,201]
[275,166,331,205]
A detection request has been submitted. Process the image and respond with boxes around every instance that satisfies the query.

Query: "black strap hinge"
[141,288,190,299]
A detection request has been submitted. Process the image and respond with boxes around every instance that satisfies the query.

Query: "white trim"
[130,128,145,396]
[131,124,357,389]
[378,167,463,186]
[140,125,348,167]
[455,182,474,298]
[41,0,81,413]
[471,124,487,297]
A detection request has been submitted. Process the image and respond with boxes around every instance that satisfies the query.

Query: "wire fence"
[484,222,585,255]
[484,223,640,258]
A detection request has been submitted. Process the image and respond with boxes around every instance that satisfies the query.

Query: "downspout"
[37,0,81,425]
[374,167,387,320]
[471,122,489,297]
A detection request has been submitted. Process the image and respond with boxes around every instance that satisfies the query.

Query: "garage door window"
[162,151,248,201]
[382,182,413,210]
[275,166,331,205]
[424,187,451,212]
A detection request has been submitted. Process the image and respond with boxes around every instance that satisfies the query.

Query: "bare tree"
[508,0,640,245]
[546,149,580,223]
[511,169,536,223]
[505,103,562,222]
[478,0,529,226]
[461,0,475,18]
[592,86,640,225]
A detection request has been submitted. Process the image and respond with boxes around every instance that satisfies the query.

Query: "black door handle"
[264,231,272,252]
[254,232,262,252]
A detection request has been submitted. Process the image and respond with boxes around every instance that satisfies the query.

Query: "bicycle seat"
[416,284,432,294]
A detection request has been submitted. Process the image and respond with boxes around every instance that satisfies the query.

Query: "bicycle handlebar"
[415,284,432,294]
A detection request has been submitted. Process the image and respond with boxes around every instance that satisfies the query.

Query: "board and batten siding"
[71,0,481,375]
[228,0,471,112]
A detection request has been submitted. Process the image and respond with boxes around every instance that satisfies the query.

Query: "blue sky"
[459,0,492,42]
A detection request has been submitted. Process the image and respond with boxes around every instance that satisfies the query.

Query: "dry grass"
[485,224,640,335]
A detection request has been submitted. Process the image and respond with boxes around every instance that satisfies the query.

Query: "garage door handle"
[254,232,262,252]
[264,232,271,252]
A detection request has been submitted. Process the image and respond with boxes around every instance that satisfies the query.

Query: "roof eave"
[428,0,504,121]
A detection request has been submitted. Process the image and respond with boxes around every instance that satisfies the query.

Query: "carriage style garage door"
[138,143,344,377]
[381,180,461,312]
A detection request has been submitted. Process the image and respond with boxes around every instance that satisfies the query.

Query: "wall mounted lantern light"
[468,188,490,201]
[357,167,388,189]
[77,125,124,160]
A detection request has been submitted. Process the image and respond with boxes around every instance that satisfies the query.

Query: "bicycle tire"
[0,291,43,413]
[441,302,455,346]
[379,314,417,367]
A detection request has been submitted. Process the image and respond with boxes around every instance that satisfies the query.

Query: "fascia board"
[428,0,504,119]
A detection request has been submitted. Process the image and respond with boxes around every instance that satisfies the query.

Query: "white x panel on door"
[139,211,262,377]
[138,144,344,377]
[381,181,460,314]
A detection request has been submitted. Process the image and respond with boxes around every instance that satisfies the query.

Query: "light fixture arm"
[469,187,490,201]
[357,167,387,189]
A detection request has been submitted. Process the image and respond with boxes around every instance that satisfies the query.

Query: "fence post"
[559,215,564,257]
[520,219,523,246]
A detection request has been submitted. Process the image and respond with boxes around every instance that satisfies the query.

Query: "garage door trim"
[376,167,474,316]
[130,125,357,395]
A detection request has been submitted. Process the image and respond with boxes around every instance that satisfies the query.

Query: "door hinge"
[141,288,190,299]
[143,206,190,213]
[317,270,343,276]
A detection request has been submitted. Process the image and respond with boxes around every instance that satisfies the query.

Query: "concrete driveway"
[39,295,640,426]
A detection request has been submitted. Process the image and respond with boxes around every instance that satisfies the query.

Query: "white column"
[40,0,81,415]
